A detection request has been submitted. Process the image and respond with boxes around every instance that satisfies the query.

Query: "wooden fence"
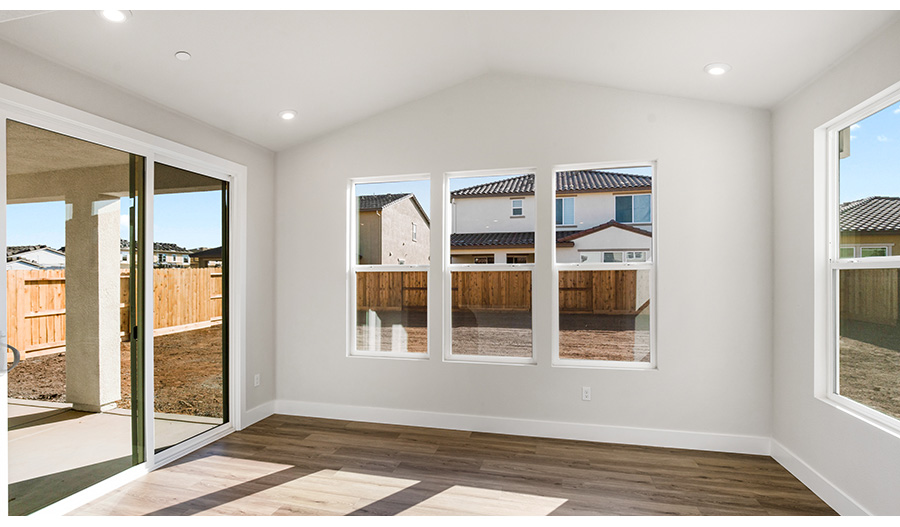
[356,269,647,314]
[7,268,222,360]
[840,268,899,326]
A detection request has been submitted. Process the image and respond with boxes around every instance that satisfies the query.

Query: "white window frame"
[0,82,247,514]
[823,82,900,434]
[615,193,652,224]
[555,196,575,227]
[510,198,524,218]
[839,244,893,258]
[412,221,417,242]
[348,174,430,360]
[552,161,657,370]
[444,167,537,365]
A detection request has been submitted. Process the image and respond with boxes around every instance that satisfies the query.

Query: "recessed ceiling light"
[174,51,192,61]
[704,63,732,76]
[97,10,132,23]
[279,110,298,121]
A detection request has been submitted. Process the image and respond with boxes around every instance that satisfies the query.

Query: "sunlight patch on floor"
[397,485,567,516]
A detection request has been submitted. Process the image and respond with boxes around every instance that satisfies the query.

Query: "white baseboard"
[273,400,772,456]
[770,441,869,516]
[242,400,276,430]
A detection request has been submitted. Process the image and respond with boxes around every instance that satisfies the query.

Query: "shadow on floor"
[8,456,132,516]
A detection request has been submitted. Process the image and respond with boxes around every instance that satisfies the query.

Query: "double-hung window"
[827,90,900,427]
[350,176,430,357]
[446,170,535,363]
[554,164,655,367]
[556,196,574,226]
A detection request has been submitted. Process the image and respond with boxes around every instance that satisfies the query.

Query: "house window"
[157,253,165,264]
[555,164,654,367]
[829,91,900,427]
[183,255,190,264]
[121,253,128,262]
[511,199,524,217]
[555,197,574,225]
[615,194,651,223]
[448,171,534,363]
[506,255,528,264]
[351,177,430,357]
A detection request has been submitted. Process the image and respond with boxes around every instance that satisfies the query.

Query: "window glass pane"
[559,270,651,362]
[451,270,532,358]
[860,247,887,257]
[356,180,430,265]
[356,271,427,354]
[838,268,900,421]
[450,173,534,265]
[633,194,651,223]
[839,103,900,257]
[840,247,855,258]
[555,167,653,264]
[563,197,574,225]
[615,195,632,223]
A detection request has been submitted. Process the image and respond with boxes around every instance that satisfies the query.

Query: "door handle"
[7,344,20,371]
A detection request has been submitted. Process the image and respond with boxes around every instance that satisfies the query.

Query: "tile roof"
[119,239,189,253]
[450,230,577,248]
[451,170,651,198]
[7,244,58,257]
[191,246,222,258]
[358,193,412,211]
[840,196,900,232]
[557,220,651,241]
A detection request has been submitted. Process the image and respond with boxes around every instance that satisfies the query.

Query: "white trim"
[348,174,432,359]
[0,81,247,511]
[29,464,152,517]
[243,401,277,428]
[274,400,772,456]
[771,441,870,516]
[444,168,539,365]
[551,161,657,370]
[822,80,900,436]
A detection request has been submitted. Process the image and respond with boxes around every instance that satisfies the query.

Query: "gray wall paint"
[0,40,278,413]
[772,18,900,516]
[276,72,773,438]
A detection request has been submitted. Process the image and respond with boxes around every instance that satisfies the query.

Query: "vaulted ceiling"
[0,10,897,152]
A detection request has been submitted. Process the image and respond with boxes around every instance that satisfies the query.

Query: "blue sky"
[840,102,900,202]
[354,166,654,220]
[7,191,223,250]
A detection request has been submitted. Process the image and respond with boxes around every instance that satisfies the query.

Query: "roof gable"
[358,193,430,225]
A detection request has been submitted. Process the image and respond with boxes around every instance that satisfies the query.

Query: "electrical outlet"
[254,374,260,387]
[582,386,591,401]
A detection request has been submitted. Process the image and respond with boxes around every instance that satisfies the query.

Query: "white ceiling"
[0,10,897,152]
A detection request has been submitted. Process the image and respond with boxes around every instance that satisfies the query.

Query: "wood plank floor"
[71,415,836,516]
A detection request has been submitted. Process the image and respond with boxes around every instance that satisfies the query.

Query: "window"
[511,199,524,217]
[351,176,430,357]
[615,194,651,223]
[448,170,534,363]
[555,164,654,367]
[183,255,190,264]
[829,91,900,427]
[556,197,574,225]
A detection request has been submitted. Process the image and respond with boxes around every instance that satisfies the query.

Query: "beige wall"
[379,198,430,265]
[840,231,900,255]
[357,210,382,264]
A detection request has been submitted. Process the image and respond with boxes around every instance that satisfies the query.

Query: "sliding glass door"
[5,120,145,515]
[4,121,232,514]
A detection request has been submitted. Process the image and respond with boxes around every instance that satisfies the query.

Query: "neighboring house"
[839,196,900,258]
[450,170,652,263]
[358,193,430,265]
[191,246,223,268]
[120,239,192,268]
[6,245,66,270]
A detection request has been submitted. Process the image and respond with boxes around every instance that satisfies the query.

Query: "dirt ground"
[839,336,900,420]
[356,309,649,361]
[7,327,224,419]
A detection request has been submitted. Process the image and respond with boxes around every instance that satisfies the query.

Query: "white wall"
[0,40,278,416]
[771,19,900,515]
[276,72,772,448]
